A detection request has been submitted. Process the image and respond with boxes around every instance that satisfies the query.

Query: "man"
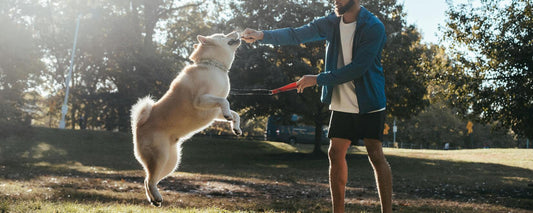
[241,0,392,212]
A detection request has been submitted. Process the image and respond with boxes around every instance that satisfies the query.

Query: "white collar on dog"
[196,59,229,72]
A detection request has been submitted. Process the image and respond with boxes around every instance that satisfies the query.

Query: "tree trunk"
[70,102,77,130]
[313,121,324,155]
[312,108,327,156]
[142,0,162,52]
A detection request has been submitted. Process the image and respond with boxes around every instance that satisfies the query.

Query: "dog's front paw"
[233,128,242,136]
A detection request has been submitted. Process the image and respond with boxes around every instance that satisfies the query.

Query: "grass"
[0,127,532,212]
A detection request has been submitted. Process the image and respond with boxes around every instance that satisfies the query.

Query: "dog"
[130,32,242,206]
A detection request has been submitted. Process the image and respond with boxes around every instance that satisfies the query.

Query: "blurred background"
[0,0,531,150]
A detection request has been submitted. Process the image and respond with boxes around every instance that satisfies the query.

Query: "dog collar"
[196,60,229,72]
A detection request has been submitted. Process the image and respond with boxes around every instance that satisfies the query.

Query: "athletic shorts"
[327,110,386,142]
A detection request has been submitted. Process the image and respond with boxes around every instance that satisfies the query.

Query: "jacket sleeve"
[260,15,334,45]
[316,23,386,86]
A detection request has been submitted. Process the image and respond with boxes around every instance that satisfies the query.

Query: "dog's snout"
[228,38,241,46]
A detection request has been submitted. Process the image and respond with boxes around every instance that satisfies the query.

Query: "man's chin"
[334,8,342,16]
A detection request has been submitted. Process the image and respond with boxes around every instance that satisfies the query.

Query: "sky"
[402,0,449,44]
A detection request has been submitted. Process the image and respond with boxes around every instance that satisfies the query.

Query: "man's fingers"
[241,29,254,38]
[296,79,305,93]
[241,29,263,43]
[240,35,255,43]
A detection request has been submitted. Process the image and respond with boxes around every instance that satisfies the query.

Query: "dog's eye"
[227,39,240,45]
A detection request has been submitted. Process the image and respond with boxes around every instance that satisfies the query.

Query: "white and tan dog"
[130,32,242,206]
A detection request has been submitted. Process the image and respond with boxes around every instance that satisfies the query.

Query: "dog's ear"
[197,35,209,45]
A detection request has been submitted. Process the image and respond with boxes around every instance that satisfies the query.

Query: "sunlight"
[22,142,67,159]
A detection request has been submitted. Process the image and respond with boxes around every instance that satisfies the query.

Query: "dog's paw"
[233,128,242,136]
[150,200,162,207]
[149,197,162,207]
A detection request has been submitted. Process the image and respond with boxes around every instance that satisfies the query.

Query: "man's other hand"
[296,75,318,93]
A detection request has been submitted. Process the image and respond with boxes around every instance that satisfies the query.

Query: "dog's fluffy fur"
[130,32,242,206]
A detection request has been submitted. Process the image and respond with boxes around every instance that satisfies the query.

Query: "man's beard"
[335,0,356,15]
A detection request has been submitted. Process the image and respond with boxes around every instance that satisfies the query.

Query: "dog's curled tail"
[131,96,155,130]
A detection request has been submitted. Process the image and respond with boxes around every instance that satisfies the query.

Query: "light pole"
[59,14,81,129]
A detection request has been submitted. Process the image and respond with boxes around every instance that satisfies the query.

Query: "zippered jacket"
[261,6,387,113]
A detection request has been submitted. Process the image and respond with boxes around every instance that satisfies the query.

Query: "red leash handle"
[271,82,298,95]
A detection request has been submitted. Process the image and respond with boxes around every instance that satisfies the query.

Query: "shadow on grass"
[0,127,140,171]
[1,127,532,211]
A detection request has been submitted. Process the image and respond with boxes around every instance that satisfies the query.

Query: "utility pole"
[59,15,81,129]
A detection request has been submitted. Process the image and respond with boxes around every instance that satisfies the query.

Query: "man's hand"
[241,28,264,43]
[296,75,318,93]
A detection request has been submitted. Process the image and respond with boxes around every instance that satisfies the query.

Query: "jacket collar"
[333,6,371,28]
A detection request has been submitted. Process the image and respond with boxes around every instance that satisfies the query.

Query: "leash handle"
[271,82,297,95]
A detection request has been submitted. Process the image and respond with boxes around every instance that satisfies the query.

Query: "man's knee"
[367,151,387,165]
[328,147,344,163]
[364,139,388,165]
[328,138,351,163]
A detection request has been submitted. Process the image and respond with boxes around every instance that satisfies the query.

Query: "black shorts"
[327,110,386,142]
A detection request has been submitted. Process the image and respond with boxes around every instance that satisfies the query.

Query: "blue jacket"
[261,7,387,113]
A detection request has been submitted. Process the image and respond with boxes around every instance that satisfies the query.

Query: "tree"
[443,0,532,139]
[366,0,430,119]
[223,0,332,155]
[390,100,517,149]
[0,14,43,136]
[6,0,203,131]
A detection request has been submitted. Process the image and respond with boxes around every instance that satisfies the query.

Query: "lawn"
[0,127,532,212]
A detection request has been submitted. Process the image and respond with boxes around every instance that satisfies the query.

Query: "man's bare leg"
[364,138,393,213]
[328,138,352,213]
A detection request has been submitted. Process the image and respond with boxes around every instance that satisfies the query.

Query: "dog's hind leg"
[158,141,182,182]
[143,133,170,207]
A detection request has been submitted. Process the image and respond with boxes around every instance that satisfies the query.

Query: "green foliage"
[1,0,522,148]
[220,0,432,151]
[443,0,532,139]
[0,14,42,135]
[4,0,199,131]
[366,0,430,119]
[388,101,517,149]
[382,25,429,119]
[222,0,332,153]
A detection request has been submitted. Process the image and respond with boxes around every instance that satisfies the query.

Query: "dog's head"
[189,32,241,66]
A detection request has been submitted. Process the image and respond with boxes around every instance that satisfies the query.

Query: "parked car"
[264,116,329,145]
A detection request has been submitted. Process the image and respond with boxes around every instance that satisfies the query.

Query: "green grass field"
[0,127,532,212]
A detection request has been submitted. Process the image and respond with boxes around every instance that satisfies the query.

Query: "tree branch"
[157,1,205,19]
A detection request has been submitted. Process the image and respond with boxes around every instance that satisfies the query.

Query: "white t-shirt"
[329,17,359,113]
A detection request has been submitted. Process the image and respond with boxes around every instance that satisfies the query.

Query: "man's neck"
[342,4,361,23]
